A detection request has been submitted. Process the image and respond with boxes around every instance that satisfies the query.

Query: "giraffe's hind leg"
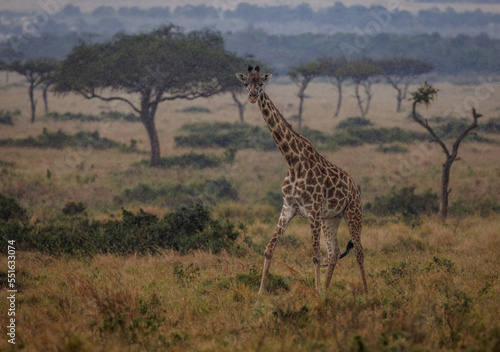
[322,217,342,290]
[344,208,367,293]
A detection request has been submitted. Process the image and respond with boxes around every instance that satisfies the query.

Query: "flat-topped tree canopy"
[53,25,242,167]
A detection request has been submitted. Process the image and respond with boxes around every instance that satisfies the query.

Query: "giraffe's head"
[236,65,272,104]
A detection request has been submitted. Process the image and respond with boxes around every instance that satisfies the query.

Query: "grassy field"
[0,73,499,351]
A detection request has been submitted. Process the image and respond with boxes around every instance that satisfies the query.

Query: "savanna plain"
[0,74,499,351]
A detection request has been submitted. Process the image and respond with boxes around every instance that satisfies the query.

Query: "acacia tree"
[288,60,323,128]
[410,82,483,220]
[378,57,432,112]
[339,58,381,119]
[54,25,239,166]
[10,57,58,123]
[319,57,348,118]
[0,47,24,83]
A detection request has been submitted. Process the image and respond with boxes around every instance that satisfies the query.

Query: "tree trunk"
[354,83,365,119]
[141,111,160,167]
[43,84,49,113]
[440,158,453,220]
[29,82,36,123]
[396,86,403,113]
[231,91,246,123]
[363,82,372,117]
[334,80,342,118]
[297,93,304,129]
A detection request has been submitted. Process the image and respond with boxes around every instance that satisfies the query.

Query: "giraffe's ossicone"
[236,65,367,294]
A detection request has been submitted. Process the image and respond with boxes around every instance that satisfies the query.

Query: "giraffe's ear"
[261,73,272,84]
[236,73,247,83]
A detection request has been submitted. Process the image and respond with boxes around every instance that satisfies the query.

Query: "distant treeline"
[225,30,500,75]
[0,1,499,40]
[1,30,499,76]
[416,0,498,3]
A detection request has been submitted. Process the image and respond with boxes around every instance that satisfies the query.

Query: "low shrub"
[43,111,140,122]
[134,151,227,169]
[178,106,212,114]
[0,109,19,125]
[123,177,238,207]
[450,196,500,217]
[365,186,438,218]
[175,122,276,151]
[336,117,373,130]
[481,117,500,133]
[62,201,87,216]
[7,204,240,256]
[299,127,338,150]
[0,128,139,152]
[0,193,28,222]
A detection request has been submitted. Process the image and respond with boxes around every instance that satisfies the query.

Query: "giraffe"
[236,65,367,294]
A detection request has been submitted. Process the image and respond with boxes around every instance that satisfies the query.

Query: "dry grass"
[0,73,499,350]
[0,216,499,351]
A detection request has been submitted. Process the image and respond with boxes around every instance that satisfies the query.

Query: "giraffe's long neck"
[258,91,311,168]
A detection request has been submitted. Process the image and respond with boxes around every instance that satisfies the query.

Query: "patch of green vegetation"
[0,193,28,222]
[235,266,293,293]
[123,178,238,207]
[175,122,276,151]
[0,109,20,125]
[335,127,427,146]
[4,203,240,256]
[481,117,500,133]
[178,106,212,114]
[450,196,500,217]
[365,186,438,218]
[43,111,140,122]
[0,128,139,152]
[62,201,87,216]
[336,117,373,130]
[299,127,338,150]
[134,151,232,169]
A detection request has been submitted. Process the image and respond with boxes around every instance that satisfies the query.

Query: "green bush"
[123,178,238,207]
[426,117,496,143]
[299,127,338,150]
[62,201,87,216]
[0,193,28,222]
[480,117,500,134]
[134,151,225,169]
[43,111,140,122]
[0,128,138,152]
[178,106,212,114]
[365,186,438,218]
[0,110,19,125]
[175,122,276,151]
[336,117,373,130]
[450,197,500,217]
[8,204,240,256]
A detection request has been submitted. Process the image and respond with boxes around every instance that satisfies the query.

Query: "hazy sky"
[2,0,499,14]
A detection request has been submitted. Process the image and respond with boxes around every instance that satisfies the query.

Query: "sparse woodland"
[0,3,499,350]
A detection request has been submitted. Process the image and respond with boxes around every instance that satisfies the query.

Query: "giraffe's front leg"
[259,205,295,294]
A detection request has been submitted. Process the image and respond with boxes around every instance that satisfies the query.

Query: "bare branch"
[450,108,482,161]
[411,100,451,159]
[81,90,141,114]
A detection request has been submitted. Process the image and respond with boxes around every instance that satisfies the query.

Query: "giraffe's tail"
[339,240,354,259]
